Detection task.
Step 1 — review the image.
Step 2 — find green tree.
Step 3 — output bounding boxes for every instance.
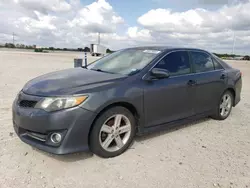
[5,43,15,48]
[83,47,90,52]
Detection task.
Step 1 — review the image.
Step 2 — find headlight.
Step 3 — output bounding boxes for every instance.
[35,96,88,112]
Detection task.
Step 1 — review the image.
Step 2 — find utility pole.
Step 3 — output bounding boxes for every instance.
[12,32,15,46]
[232,31,236,55]
[98,32,100,44]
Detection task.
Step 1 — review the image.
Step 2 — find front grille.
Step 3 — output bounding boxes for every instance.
[19,100,37,108]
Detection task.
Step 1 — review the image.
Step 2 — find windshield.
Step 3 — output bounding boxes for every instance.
[87,49,161,75]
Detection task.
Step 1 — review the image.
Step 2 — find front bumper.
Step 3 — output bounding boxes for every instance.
[12,92,97,154]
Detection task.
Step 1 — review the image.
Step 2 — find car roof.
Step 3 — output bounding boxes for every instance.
[126,46,209,53]
[124,46,231,69]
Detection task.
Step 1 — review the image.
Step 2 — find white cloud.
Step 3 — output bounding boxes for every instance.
[127,27,152,40]
[134,0,250,54]
[17,12,57,32]
[0,0,125,49]
[198,0,229,5]
[70,0,124,33]
[111,15,124,24]
[1,0,250,54]
[15,0,71,13]
[138,3,250,34]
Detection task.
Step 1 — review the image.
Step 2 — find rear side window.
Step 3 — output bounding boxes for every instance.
[190,51,214,73]
[212,54,231,68]
[213,57,224,70]
[155,51,191,76]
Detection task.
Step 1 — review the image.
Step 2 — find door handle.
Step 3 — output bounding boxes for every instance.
[220,74,226,79]
[187,80,196,86]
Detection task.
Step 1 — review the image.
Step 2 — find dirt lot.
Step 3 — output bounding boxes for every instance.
[0,50,249,188]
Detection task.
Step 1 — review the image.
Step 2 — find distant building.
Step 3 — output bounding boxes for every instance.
[233,56,244,60]
[35,45,43,49]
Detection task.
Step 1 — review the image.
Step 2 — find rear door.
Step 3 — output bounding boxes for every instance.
[189,51,228,114]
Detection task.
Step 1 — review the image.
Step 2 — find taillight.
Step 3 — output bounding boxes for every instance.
[237,71,242,78]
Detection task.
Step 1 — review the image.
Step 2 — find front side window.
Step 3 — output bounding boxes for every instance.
[87,49,161,75]
[190,51,214,73]
[155,51,191,76]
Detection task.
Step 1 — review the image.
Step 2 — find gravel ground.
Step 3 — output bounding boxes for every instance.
[0,51,249,188]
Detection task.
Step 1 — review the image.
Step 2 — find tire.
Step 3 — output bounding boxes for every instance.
[212,90,234,120]
[89,106,136,158]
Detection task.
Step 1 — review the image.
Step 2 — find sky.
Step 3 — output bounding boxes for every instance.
[0,0,250,54]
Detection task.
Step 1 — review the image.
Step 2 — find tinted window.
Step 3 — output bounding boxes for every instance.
[212,54,230,68]
[155,51,191,76]
[190,51,214,73]
[213,58,224,70]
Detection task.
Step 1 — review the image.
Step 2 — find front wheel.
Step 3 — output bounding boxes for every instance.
[89,107,136,158]
[212,90,233,120]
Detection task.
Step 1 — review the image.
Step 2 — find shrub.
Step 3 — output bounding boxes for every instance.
[34,48,43,53]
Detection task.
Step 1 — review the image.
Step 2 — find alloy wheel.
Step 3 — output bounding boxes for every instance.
[99,114,132,152]
[220,93,232,117]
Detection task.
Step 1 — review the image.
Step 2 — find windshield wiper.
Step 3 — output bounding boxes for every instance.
[90,68,115,74]
[81,65,87,69]
[91,68,103,72]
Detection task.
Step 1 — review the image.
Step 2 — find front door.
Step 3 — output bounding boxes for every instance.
[143,51,196,127]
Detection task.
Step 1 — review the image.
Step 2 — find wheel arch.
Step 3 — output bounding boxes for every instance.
[225,87,236,106]
[88,101,140,143]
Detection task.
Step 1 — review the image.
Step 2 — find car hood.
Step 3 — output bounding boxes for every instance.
[22,68,126,96]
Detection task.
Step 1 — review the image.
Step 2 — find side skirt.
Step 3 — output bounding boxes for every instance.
[137,111,212,136]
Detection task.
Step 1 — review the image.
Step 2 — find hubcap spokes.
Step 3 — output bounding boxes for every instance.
[99,114,131,152]
[220,94,232,117]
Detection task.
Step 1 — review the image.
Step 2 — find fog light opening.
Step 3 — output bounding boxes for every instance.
[50,133,62,144]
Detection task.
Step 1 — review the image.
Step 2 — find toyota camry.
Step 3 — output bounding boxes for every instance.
[12,47,242,158]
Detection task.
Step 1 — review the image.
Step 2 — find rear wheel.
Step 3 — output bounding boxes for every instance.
[89,107,136,158]
[212,90,233,120]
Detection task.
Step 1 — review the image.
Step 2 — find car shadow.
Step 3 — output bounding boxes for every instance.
[52,152,94,162]
[34,117,211,162]
[33,148,93,162]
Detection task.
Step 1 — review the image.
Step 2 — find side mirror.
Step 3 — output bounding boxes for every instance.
[150,68,170,79]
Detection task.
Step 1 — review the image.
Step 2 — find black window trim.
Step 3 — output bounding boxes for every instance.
[142,49,225,80]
